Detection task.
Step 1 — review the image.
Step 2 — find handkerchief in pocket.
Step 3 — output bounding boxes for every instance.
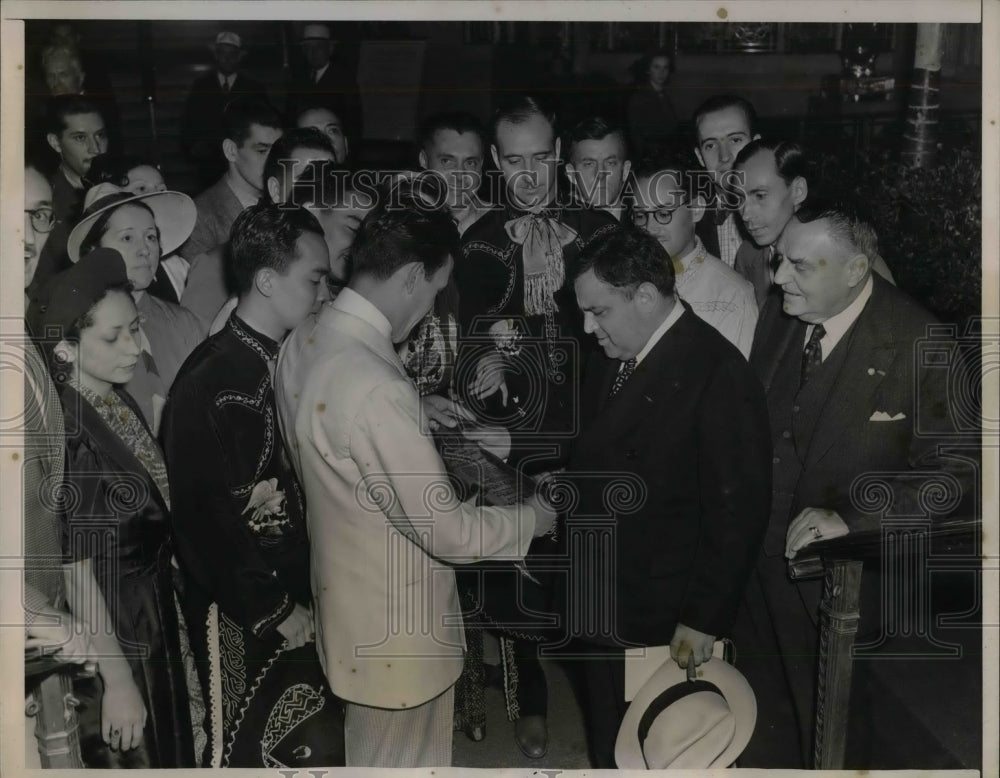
[869,410,906,422]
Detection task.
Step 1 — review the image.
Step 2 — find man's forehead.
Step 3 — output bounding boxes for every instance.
[777,219,831,257]
[495,115,555,152]
[635,173,684,206]
[25,168,53,202]
[738,149,780,183]
[696,106,751,142]
[247,124,283,143]
[300,108,342,127]
[63,112,104,132]
[430,128,482,156]
[570,134,624,162]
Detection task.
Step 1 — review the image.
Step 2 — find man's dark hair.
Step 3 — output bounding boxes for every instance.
[791,197,880,263]
[491,94,557,145]
[350,184,459,282]
[229,202,325,295]
[566,116,629,158]
[289,159,351,209]
[691,94,757,143]
[222,97,282,146]
[571,225,675,298]
[734,138,808,185]
[417,111,486,152]
[45,95,105,137]
[262,126,337,203]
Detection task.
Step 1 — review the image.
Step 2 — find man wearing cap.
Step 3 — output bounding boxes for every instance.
[180,31,270,190]
[287,24,361,143]
[563,225,771,769]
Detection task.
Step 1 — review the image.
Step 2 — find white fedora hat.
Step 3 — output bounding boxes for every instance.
[67,183,196,263]
[615,658,756,769]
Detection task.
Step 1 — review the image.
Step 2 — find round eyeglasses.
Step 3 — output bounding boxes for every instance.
[25,207,56,234]
[631,206,681,227]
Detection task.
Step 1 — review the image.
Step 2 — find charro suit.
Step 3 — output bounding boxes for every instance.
[281,289,537,762]
[557,301,772,767]
[734,275,978,767]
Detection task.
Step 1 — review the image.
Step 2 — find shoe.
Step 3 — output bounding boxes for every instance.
[463,725,486,742]
[514,715,548,759]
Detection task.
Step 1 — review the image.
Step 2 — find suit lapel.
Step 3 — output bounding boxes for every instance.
[751,290,807,391]
[802,281,897,468]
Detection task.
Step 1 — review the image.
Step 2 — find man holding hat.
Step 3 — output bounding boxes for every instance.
[287,23,361,143]
[180,31,270,190]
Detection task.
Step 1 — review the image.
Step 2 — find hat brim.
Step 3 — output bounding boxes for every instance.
[67,190,196,264]
[615,657,757,769]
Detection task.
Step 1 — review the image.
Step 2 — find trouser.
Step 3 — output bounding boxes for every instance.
[344,685,455,768]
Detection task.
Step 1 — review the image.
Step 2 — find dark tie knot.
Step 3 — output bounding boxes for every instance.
[800,324,826,387]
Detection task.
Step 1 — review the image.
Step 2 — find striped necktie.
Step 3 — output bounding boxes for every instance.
[800,324,826,387]
[609,358,637,398]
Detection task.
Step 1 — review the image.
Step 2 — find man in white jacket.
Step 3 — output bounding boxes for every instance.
[278,193,556,768]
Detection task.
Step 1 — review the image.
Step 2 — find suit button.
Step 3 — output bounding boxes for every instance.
[772,456,781,464]
[793,405,800,413]
[782,430,792,439]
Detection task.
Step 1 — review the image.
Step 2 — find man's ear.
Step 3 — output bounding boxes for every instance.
[402,262,422,293]
[46,133,62,156]
[490,144,500,170]
[53,339,77,366]
[790,176,808,209]
[266,176,281,204]
[690,194,707,224]
[254,267,275,297]
[634,281,659,309]
[846,253,870,287]
[222,138,238,164]
[418,149,428,170]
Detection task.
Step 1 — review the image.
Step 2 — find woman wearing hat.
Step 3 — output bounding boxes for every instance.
[68,182,206,435]
[27,248,195,767]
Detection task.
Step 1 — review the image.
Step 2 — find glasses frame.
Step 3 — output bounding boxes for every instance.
[25,207,56,234]
[630,202,685,227]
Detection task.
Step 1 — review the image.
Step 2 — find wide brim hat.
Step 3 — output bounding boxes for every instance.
[615,658,756,769]
[67,183,196,263]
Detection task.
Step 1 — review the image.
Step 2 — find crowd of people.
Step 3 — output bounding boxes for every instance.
[21,22,977,772]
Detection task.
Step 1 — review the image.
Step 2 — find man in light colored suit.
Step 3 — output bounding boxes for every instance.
[277,196,556,767]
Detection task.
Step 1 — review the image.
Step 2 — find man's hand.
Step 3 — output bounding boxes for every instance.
[25,611,94,665]
[785,507,849,558]
[276,603,314,650]
[525,491,557,537]
[101,676,147,751]
[670,623,715,670]
[420,394,476,433]
[469,353,508,405]
[463,424,512,461]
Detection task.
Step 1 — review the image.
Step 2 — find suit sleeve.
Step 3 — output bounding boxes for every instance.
[163,381,295,639]
[679,356,772,636]
[347,378,536,563]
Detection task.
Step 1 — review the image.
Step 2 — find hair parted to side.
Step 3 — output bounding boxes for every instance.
[350,181,459,282]
[691,94,758,142]
[734,138,808,186]
[262,126,337,203]
[418,111,486,151]
[792,197,880,263]
[572,225,676,299]
[491,94,558,144]
[229,202,325,295]
[566,115,629,156]
[222,97,282,146]
[45,94,105,136]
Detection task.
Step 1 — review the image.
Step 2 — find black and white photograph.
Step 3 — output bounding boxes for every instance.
[1,1,995,773]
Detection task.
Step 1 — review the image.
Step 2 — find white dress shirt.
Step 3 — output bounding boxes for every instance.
[805,274,874,360]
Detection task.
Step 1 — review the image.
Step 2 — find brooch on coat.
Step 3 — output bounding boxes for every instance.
[243,478,291,536]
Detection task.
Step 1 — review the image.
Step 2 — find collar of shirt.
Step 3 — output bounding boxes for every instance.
[634,294,684,366]
[229,313,280,361]
[312,63,330,82]
[805,274,874,360]
[227,177,259,210]
[217,72,235,90]
[672,236,708,276]
[333,287,393,342]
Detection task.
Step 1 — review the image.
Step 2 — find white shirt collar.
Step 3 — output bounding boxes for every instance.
[313,62,330,82]
[218,72,235,89]
[333,287,392,341]
[634,295,684,366]
[673,236,707,273]
[806,274,874,360]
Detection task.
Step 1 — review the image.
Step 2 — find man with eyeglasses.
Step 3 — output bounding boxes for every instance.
[632,159,757,359]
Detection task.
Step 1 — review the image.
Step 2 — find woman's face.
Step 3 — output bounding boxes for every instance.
[73,290,142,395]
[649,56,670,88]
[125,165,167,195]
[99,204,160,291]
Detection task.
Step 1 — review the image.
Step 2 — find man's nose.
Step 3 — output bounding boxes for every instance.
[86,135,101,154]
[582,311,597,334]
[24,213,35,247]
[773,253,792,284]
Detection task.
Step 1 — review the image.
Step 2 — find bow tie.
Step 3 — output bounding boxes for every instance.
[504,210,578,316]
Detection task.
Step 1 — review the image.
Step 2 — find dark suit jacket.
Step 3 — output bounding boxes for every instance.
[286,62,362,141]
[750,275,978,545]
[180,71,270,187]
[561,303,772,646]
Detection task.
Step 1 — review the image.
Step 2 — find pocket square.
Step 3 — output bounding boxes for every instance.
[870,410,906,421]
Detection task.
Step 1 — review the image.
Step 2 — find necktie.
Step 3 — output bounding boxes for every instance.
[800,324,826,387]
[609,358,637,398]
